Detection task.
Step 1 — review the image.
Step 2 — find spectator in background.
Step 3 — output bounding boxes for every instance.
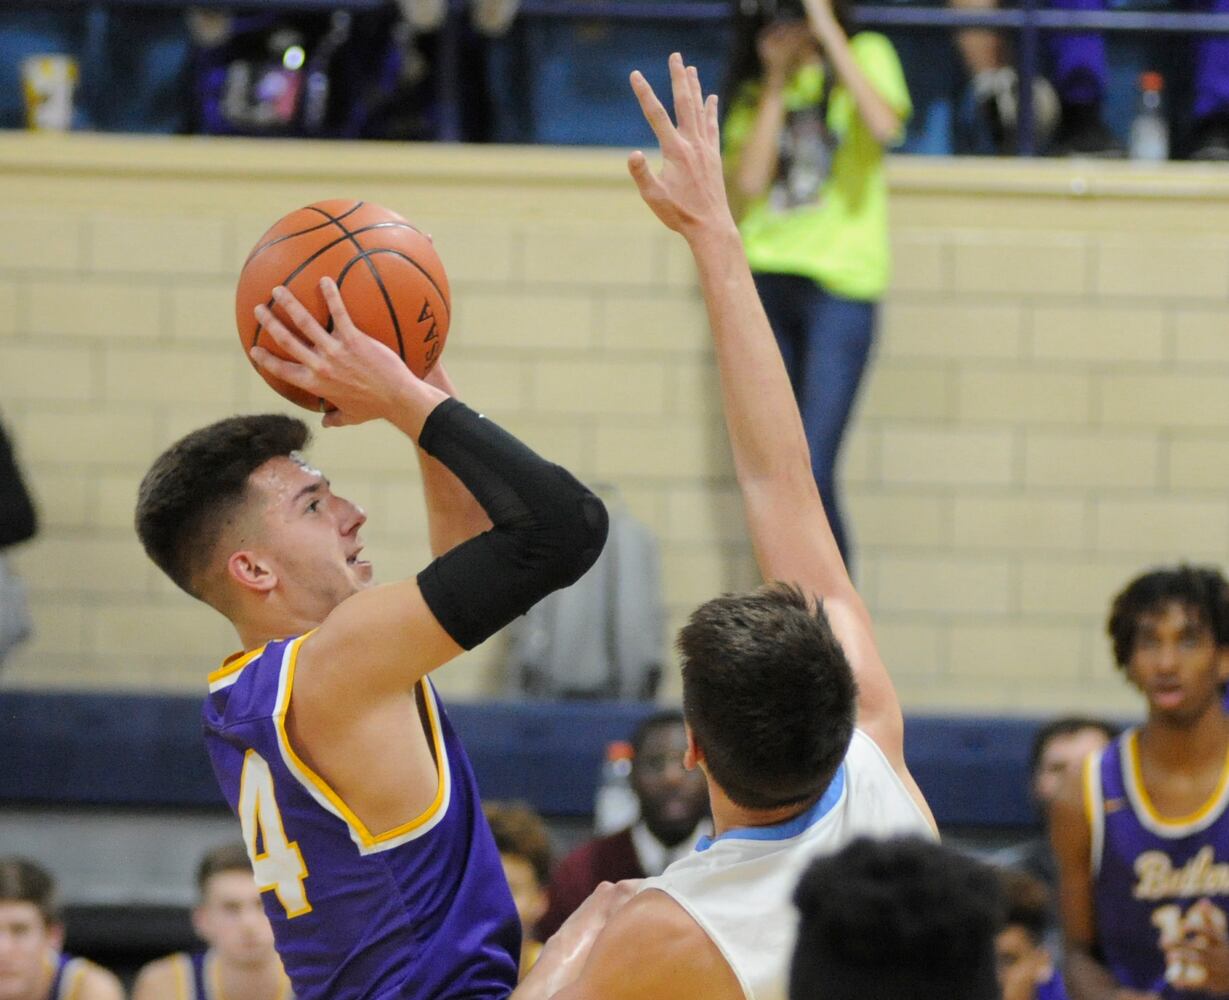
[132,843,292,1000]
[1043,3,1229,158]
[790,837,1004,1000]
[0,415,36,668]
[996,716,1118,888]
[997,868,1069,1000]
[484,803,553,981]
[537,711,710,938]
[721,0,910,569]
[0,857,123,1000]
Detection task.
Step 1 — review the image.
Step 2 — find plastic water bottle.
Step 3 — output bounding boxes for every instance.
[593,741,639,835]
[1128,71,1169,162]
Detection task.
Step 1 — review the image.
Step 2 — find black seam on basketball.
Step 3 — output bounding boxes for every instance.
[244,202,365,267]
[249,222,427,350]
[317,205,408,363]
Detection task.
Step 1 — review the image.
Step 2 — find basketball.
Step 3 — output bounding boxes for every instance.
[235,199,451,410]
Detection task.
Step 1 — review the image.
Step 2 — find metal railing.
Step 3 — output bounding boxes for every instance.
[26,0,1229,152]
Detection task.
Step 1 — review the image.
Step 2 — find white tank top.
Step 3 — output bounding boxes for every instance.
[638,729,935,1000]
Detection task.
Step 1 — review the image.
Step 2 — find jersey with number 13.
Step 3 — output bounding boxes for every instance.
[1088,730,1229,999]
[203,633,520,1000]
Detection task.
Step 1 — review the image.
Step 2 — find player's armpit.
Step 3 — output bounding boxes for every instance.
[550,889,745,1000]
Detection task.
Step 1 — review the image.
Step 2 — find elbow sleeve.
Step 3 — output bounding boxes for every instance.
[415,399,608,650]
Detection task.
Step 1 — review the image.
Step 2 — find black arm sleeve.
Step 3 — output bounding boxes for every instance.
[0,421,37,550]
[414,398,608,650]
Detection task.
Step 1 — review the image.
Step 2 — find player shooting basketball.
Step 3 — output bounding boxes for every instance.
[135,286,618,1000]
[538,55,937,1000]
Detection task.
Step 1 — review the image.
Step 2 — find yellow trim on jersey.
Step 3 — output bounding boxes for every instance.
[209,644,269,687]
[1127,729,1229,829]
[172,952,193,1000]
[61,958,86,1000]
[1083,753,1096,829]
[274,632,450,850]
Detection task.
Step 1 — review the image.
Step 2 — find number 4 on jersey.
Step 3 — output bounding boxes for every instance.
[239,750,312,918]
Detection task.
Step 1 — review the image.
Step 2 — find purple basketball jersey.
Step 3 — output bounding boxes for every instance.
[1089,730,1229,999]
[1035,967,1068,1000]
[203,635,519,1000]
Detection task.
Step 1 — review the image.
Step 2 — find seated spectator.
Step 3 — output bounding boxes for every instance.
[995,715,1117,887]
[1044,0,1229,158]
[537,710,710,938]
[996,868,1069,1000]
[790,836,1004,999]
[0,857,123,1000]
[132,843,292,1000]
[483,802,553,981]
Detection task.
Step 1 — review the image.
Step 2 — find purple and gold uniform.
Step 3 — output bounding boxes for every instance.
[203,634,520,1000]
[159,951,293,1000]
[1087,730,1229,999]
[46,952,103,1000]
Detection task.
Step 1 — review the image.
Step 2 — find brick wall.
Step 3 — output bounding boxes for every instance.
[1,135,1227,715]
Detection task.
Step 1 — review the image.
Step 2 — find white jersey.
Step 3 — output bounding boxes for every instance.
[639,729,935,1000]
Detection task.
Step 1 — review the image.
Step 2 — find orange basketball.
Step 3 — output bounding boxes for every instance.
[235,199,450,411]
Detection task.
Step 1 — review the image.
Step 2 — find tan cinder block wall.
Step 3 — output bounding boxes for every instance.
[2,135,1227,716]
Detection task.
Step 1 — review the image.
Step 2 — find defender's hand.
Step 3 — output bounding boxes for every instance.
[627,53,738,245]
[534,880,642,994]
[251,277,418,427]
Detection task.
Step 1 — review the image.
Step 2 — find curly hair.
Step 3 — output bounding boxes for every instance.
[791,837,1003,1000]
[1106,565,1229,668]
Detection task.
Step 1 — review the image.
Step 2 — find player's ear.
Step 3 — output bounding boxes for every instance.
[1215,645,1229,686]
[191,903,211,941]
[683,724,703,770]
[228,550,278,594]
[45,921,65,952]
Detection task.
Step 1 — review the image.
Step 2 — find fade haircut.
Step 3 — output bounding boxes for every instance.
[0,857,61,925]
[196,842,254,897]
[483,802,553,887]
[791,837,1003,1000]
[678,582,856,811]
[1029,715,1119,779]
[1107,565,1229,669]
[135,414,310,598]
[998,867,1050,945]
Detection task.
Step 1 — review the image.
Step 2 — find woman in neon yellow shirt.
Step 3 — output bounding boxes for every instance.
[723,0,911,564]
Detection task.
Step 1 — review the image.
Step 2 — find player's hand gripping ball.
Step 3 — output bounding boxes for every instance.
[236,199,450,410]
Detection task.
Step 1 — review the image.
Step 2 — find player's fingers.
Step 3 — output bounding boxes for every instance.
[321,407,349,428]
[319,276,356,336]
[270,285,331,349]
[255,303,318,367]
[687,64,706,131]
[250,344,314,388]
[705,93,720,149]
[630,70,678,151]
[669,52,696,136]
[627,151,666,201]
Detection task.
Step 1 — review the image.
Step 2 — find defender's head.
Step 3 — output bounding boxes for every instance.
[678,582,856,812]
[1027,716,1116,812]
[483,802,553,941]
[790,837,1003,1000]
[1107,565,1229,720]
[135,415,371,627]
[0,858,63,1000]
[193,843,279,969]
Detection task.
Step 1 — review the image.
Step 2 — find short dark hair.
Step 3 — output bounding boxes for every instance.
[483,802,553,886]
[0,857,61,925]
[998,866,1050,944]
[791,838,1003,1000]
[135,414,309,597]
[1028,715,1119,778]
[1107,565,1229,668]
[196,842,253,896]
[678,582,856,811]
[630,709,685,759]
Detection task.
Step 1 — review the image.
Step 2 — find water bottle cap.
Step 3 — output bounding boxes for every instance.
[1140,71,1163,92]
[606,740,635,761]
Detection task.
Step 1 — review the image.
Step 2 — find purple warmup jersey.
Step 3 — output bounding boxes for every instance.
[1089,730,1229,999]
[203,634,520,1000]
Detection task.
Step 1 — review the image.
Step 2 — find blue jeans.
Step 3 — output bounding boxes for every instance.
[754,272,877,567]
